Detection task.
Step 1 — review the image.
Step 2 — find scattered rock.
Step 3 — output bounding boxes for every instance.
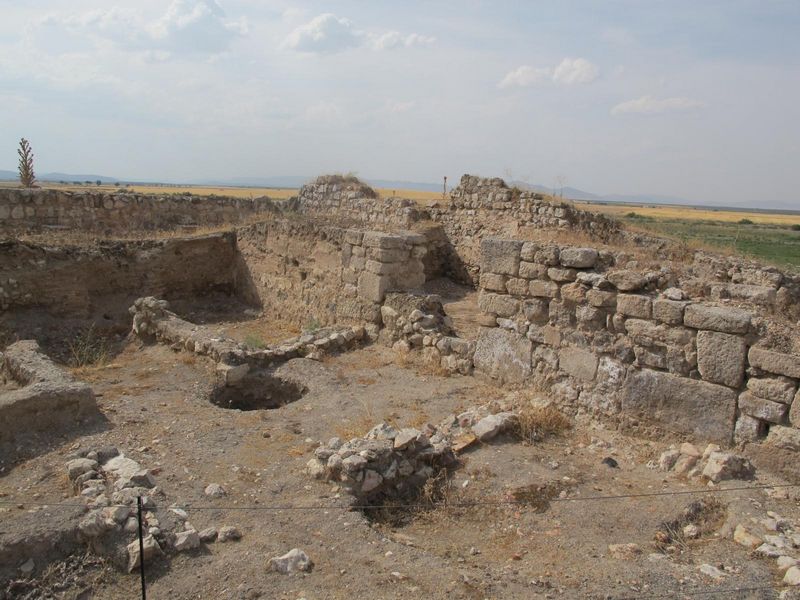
[127,534,163,573]
[702,452,755,483]
[608,543,641,559]
[268,548,313,574]
[699,564,726,581]
[683,524,700,539]
[173,529,200,552]
[67,458,98,481]
[472,412,516,442]
[19,558,35,576]
[733,524,762,549]
[199,527,219,543]
[601,457,618,469]
[785,566,800,586]
[204,483,226,498]
[218,526,242,542]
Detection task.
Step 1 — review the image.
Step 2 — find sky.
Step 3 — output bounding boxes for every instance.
[1,0,799,207]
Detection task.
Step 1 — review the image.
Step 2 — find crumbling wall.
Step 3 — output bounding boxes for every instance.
[0,233,239,316]
[295,177,422,228]
[425,175,621,283]
[0,340,98,444]
[0,188,279,233]
[236,219,439,330]
[472,237,800,447]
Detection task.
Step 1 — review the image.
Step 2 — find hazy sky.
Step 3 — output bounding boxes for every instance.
[1,1,799,206]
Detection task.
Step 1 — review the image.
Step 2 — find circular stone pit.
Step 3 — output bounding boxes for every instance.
[210,370,306,411]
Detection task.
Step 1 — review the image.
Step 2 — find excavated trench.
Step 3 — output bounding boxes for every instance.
[210,370,306,411]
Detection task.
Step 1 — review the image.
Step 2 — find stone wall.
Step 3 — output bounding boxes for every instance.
[472,237,800,446]
[1,340,98,444]
[295,177,423,228]
[0,188,279,233]
[0,233,239,316]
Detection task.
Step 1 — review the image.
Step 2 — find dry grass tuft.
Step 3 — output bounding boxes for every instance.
[67,325,111,368]
[513,404,571,445]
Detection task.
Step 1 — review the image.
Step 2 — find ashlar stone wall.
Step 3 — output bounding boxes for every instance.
[473,237,800,447]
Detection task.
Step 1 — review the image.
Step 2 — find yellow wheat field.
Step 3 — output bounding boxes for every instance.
[573,201,800,226]
[6,182,796,226]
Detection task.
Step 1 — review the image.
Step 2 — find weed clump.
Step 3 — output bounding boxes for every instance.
[68,325,110,367]
[513,404,571,444]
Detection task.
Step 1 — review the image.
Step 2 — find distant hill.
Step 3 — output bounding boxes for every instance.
[1,168,796,211]
[0,170,121,183]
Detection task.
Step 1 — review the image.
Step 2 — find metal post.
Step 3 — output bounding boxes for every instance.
[137,496,146,600]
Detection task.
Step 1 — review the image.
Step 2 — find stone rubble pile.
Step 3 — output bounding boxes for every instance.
[306,404,520,502]
[306,424,457,502]
[656,442,755,482]
[732,510,800,587]
[378,292,475,375]
[64,446,241,573]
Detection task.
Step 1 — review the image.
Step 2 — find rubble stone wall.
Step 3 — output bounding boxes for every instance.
[295,178,423,229]
[0,188,279,233]
[473,237,800,446]
[0,233,239,316]
[0,340,98,444]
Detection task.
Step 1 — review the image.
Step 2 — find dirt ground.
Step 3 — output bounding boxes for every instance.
[1,337,799,599]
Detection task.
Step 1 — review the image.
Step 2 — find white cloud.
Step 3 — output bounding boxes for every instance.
[148,0,247,54]
[385,100,415,113]
[282,14,434,54]
[369,31,435,50]
[499,58,597,88]
[552,57,599,84]
[281,13,360,54]
[35,1,246,57]
[611,95,705,116]
[498,65,551,88]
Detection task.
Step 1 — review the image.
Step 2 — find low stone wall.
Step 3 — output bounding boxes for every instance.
[130,297,370,371]
[472,237,800,446]
[0,340,97,444]
[0,188,279,233]
[0,233,239,316]
[295,178,423,228]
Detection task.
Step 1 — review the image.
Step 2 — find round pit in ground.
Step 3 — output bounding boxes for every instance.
[210,371,306,411]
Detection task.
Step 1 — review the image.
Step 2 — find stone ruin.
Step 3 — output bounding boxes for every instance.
[2,173,800,453]
[2,172,800,587]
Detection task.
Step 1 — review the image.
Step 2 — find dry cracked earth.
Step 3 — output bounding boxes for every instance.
[2,316,800,600]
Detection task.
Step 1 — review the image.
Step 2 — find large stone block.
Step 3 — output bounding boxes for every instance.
[529,280,559,298]
[738,391,788,424]
[621,368,737,444]
[748,347,800,379]
[747,376,796,404]
[357,272,389,303]
[765,425,800,451]
[477,292,519,318]
[607,270,647,292]
[519,261,547,279]
[362,231,406,249]
[479,272,507,292]
[653,299,687,325]
[587,289,616,308]
[480,238,522,276]
[616,294,652,319]
[684,304,751,334]
[559,247,597,268]
[473,328,532,384]
[790,389,800,427]
[559,347,599,382]
[696,331,747,388]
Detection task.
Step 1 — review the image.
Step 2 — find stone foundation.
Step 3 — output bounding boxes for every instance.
[0,340,97,444]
